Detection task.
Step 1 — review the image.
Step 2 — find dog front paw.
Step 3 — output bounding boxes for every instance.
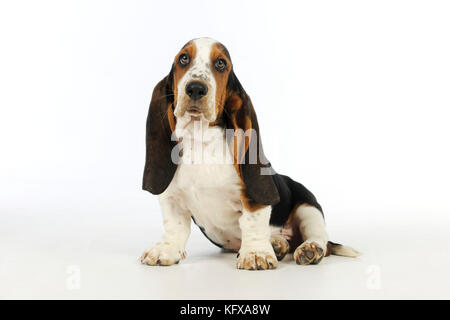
[236,249,278,270]
[270,234,290,261]
[140,242,186,266]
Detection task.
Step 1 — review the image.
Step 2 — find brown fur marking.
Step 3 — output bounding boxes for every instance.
[241,191,266,212]
[172,41,197,109]
[210,42,232,118]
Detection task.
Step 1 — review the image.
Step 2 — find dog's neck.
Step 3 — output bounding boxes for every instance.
[174,116,232,165]
[174,116,221,142]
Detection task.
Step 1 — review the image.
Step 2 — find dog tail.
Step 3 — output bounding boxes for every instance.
[327,241,361,257]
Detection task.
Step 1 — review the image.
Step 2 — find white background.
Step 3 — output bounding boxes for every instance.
[1,0,450,299]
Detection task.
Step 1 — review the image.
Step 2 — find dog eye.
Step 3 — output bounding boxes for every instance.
[214,58,227,72]
[179,54,190,66]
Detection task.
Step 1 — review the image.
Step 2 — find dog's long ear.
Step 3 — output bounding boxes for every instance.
[224,71,280,206]
[142,68,177,194]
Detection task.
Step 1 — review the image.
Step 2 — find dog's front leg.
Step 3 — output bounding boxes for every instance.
[237,206,278,270]
[140,195,191,266]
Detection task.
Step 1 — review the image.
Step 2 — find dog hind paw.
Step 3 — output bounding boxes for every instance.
[293,241,325,265]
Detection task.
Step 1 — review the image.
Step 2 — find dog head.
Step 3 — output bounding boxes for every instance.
[170,38,232,122]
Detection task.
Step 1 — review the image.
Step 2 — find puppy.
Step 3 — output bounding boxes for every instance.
[140,38,359,270]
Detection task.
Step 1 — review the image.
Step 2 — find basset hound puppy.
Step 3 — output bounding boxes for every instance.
[140,37,360,270]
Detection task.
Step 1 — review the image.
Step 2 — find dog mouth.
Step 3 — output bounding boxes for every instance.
[186,105,202,115]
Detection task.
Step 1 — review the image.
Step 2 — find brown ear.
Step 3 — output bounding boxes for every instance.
[224,71,280,206]
[142,69,177,194]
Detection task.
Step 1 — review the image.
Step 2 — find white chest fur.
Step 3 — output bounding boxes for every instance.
[160,118,244,250]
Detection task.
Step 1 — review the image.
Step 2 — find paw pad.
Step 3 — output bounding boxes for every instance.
[293,241,325,265]
[270,234,290,261]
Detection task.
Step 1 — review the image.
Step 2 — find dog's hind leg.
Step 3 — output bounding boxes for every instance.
[292,204,329,265]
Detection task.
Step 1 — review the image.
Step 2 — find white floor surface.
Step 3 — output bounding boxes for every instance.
[1,182,450,299]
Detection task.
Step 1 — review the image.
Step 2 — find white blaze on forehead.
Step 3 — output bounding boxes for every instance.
[182,37,216,84]
[175,37,218,121]
[190,37,216,76]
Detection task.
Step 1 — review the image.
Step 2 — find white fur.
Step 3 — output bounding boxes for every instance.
[294,204,329,253]
[170,118,243,251]
[174,38,217,122]
[140,193,191,265]
[237,205,278,269]
[142,117,245,262]
[329,243,361,257]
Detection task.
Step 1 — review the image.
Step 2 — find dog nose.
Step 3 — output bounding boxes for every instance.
[185,81,208,101]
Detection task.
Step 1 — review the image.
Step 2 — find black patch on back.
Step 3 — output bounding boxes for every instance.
[269,174,323,227]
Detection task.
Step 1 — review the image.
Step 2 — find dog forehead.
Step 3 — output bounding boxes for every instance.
[179,38,231,70]
[192,38,216,65]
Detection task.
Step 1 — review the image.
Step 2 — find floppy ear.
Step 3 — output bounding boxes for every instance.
[142,68,178,194]
[224,71,280,206]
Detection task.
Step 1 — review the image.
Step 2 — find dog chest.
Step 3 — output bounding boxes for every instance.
[166,124,244,250]
[174,162,243,249]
